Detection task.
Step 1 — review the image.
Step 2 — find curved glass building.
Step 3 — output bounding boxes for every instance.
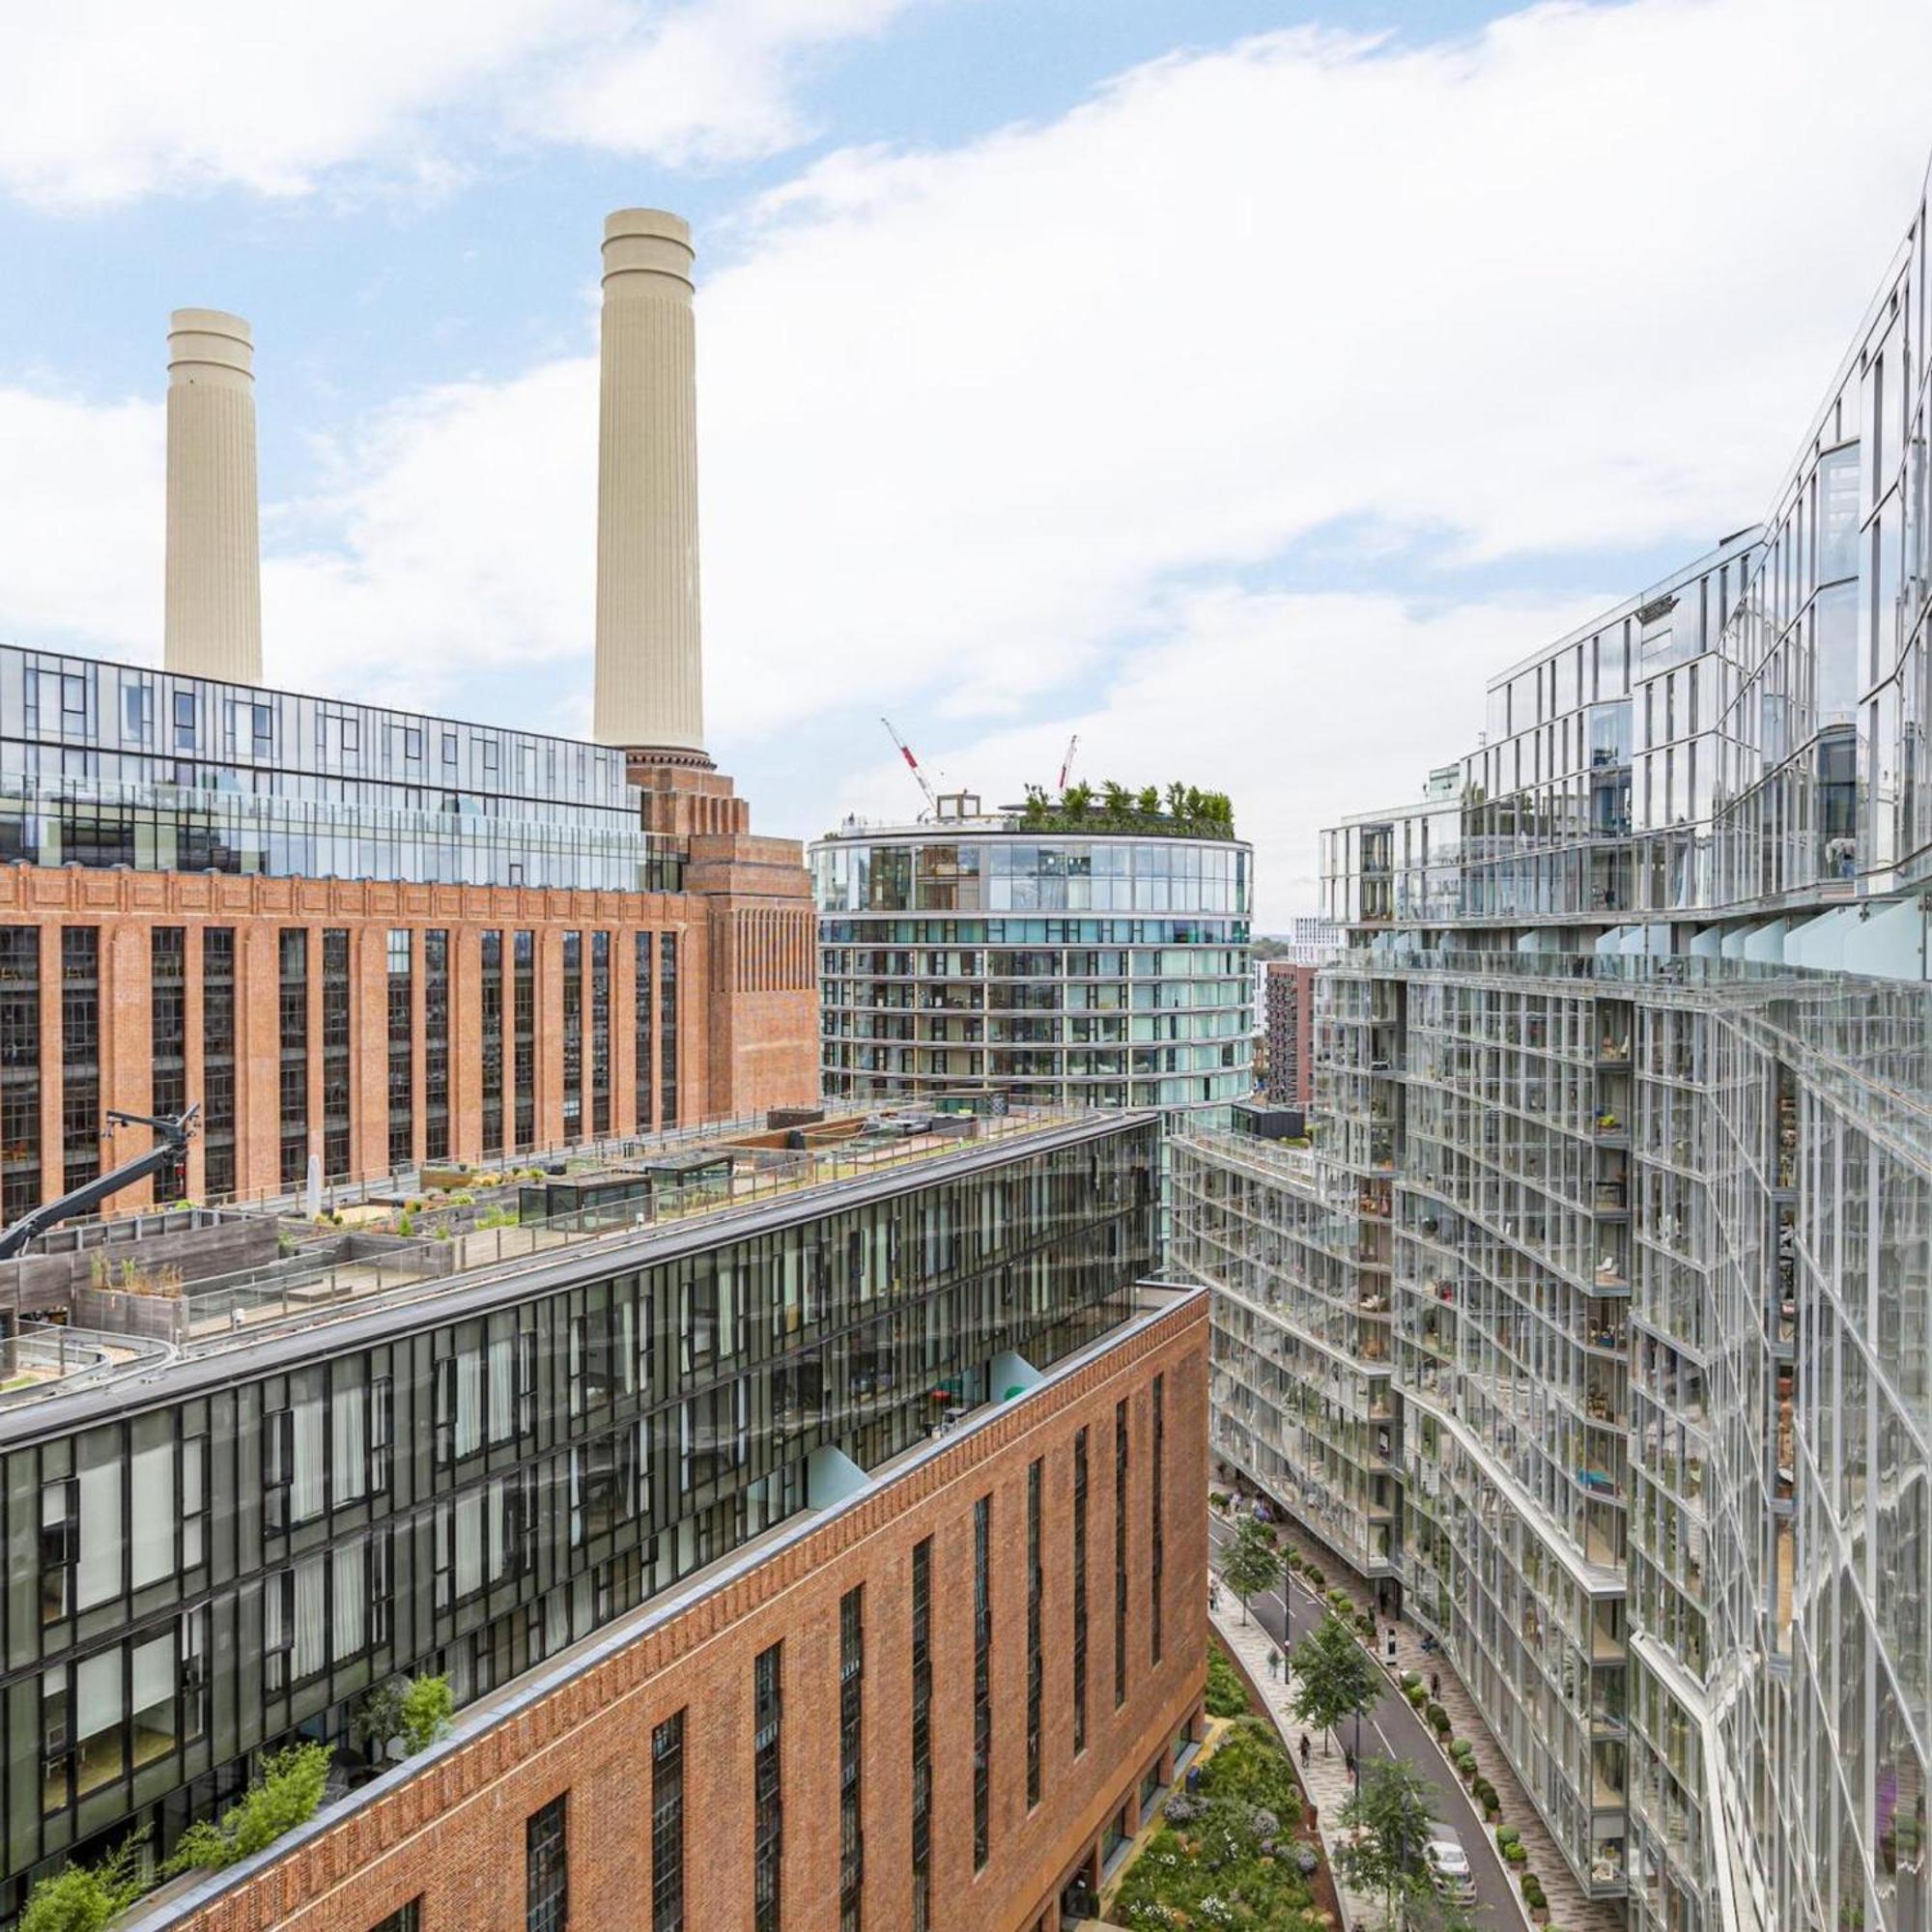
[811,799,1253,1112]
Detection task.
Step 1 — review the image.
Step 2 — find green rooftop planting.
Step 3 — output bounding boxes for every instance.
[1017,779,1236,838]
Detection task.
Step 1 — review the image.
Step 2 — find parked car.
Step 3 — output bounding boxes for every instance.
[1425,1827,1476,1904]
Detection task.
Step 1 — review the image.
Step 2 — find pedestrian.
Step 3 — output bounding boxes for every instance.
[1298,1734,1311,1769]
[1209,1579,1221,1611]
[1431,1670,1440,1699]
[1266,1649,1279,1682]
[1345,1747,1355,1780]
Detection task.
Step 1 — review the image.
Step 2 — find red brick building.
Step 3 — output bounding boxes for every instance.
[134,1288,1208,1932]
[0,813,815,1214]
[1261,960,1318,1110]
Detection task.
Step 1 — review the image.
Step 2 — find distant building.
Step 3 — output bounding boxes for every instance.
[812,793,1253,1114]
[1259,960,1318,1109]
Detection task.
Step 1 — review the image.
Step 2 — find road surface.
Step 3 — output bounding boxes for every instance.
[1208,1516,1520,1928]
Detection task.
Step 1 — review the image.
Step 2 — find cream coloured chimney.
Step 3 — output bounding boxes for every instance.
[593,210,707,760]
[163,308,263,685]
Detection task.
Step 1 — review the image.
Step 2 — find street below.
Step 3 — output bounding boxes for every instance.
[1208,1516,1520,1928]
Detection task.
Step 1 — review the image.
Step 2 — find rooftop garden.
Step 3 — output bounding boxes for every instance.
[1017,779,1236,839]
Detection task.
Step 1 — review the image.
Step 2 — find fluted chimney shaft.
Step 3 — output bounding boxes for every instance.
[163,309,263,685]
[593,210,707,761]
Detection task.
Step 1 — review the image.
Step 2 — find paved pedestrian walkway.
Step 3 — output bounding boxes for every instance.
[1210,1601,1385,1929]
[1229,1505,1623,1932]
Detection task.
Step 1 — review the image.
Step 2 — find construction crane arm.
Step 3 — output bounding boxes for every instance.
[0,1105,201,1262]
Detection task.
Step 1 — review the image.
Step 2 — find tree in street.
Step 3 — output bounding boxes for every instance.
[1288,1610,1378,1757]
[1218,1521,1282,1625]
[1335,1756,1449,1931]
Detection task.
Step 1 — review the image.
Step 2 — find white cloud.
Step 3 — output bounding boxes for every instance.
[0,388,162,652]
[688,0,1932,746]
[530,0,927,167]
[0,0,921,206]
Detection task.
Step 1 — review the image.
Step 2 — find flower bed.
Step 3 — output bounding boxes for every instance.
[1110,1717,1327,1929]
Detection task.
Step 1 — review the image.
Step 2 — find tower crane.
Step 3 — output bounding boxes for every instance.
[880,717,938,812]
[1057,734,1080,792]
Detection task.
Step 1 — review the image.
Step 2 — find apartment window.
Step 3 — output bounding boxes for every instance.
[278,928,309,1189]
[526,1794,568,1932]
[513,930,535,1150]
[1073,1425,1089,1753]
[590,931,611,1137]
[839,1586,865,1931]
[368,1904,420,1932]
[1115,1398,1129,1709]
[659,931,679,1127]
[481,930,504,1158]
[651,1710,686,1932]
[0,928,39,1220]
[419,929,449,1161]
[322,929,352,1180]
[911,1537,933,1932]
[386,929,413,1168]
[1151,1374,1164,1665]
[753,1642,782,1932]
[61,928,99,1192]
[1027,1457,1044,1806]
[202,927,237,1198]
[151,927,187,1201]
[561,931,582,1140]
[635,932,655,1130]
[974,1492,992,1869]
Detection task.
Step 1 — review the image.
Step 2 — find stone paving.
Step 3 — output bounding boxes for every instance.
[1232,1504,1625,1932]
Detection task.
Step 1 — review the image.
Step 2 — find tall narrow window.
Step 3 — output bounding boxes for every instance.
[1115,1398,1129,1709]
[423,929,450,1161]
[589,931,611,1138]
[277,928,308,1189]
[0,929,39,1219]
[651,1710,686,1932]
[321,929,351,1180]
[561,931,583,1142]
[386,930,413,1169]
[201,928,236,1198]
[839,1586,865,1931]
[974,1492,992,1870]
[526,1793,568,1932]
[911,1537,933,1932]
[659,931,679,1127]
[1151,1374,1165,1665]
[1027,1458,1044,1806]
[61,928,99,1192]
[1072,1426,1089,1754]
[480,930,504,1159]
[513,930,536,1150]
[635,932,655,1132]
[150,927,187,1202]
[753,1642,783,1932]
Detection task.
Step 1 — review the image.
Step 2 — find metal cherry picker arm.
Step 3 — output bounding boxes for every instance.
[0,1104,200,1262]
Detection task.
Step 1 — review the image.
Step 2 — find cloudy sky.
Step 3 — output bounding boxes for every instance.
[2,0,1929,925]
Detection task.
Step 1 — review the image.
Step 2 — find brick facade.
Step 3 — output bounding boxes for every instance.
[1262,961,1317,1110]
[0,854,817,1210]
[155,1294,1208,1932]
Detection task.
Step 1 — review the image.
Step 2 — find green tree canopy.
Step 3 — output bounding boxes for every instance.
[1218,1520,1282,1624]
[1288,1610,1379,1755]
[1335,1756,1445,1930]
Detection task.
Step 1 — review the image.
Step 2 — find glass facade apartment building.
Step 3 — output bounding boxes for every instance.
[1177,152,1932,1932]
[811,809,1253,1113]
[0,1111,1160,1919]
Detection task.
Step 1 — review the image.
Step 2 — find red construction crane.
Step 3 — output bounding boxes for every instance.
[880,716,938,811]
[1058,733,1080,792]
